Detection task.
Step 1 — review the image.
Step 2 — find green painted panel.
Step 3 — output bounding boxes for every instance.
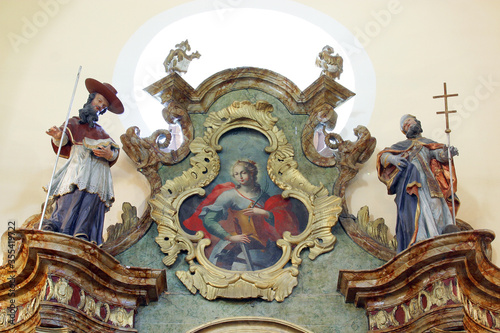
[115,88,381,332]
[116,223,384,333]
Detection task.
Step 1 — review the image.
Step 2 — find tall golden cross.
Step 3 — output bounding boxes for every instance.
[433,82,459,225]
[433,82,458,133]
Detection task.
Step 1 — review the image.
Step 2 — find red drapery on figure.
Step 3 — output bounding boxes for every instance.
[183,182,299,240]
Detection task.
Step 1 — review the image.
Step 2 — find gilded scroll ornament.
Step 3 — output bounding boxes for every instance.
[77,290,112,323]
[460,292,500,330]
[369,278,460,330]
[369,307,398,330]
[76,289,85,310]
[356,206,397,251]
[1,286,45,329]
[80,296,112,323]
[420,280,457,309]
[83,297,96,318]
[105,202,140,243]
[163,40,201,75]
[118,101,193,196]
[150,100,341,301]
[315,45,343,80]
[53,278,72,305]
[325,125,376,211]
[0,310,8,328]
[109,307,134,328]
[120,127,173,191]
[16,297,39,323]
[46,275,118,325]
[466,300,490,328]
[492,311,500,329]
[401,297,423,323]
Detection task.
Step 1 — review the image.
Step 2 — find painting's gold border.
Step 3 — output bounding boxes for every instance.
[185,316,314,333]
[150,100,341,301]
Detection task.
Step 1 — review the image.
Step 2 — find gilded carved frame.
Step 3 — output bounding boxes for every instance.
[150,100,341,301]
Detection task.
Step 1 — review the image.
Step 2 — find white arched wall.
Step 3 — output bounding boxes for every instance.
[113,0,376,140]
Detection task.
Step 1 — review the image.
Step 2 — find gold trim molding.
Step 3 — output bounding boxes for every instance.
[185,316,313,333]
[368,278,460,330]
[150,100,341,301]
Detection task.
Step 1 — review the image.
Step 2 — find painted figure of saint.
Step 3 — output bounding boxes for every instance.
[377,114,460,252]
[184,160,299,271]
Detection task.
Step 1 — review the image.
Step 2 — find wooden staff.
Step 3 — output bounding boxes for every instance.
[39,66,82,230]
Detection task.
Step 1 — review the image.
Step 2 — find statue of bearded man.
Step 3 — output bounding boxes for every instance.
[42,78,124,245]
[376,114,460,252]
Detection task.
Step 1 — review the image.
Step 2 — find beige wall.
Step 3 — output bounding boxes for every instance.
[1,0,499,265]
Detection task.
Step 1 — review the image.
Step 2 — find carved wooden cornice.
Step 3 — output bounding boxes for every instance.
[143,68,356,169]
[144,67,354,115]
[338,230,500,332]
[0,229,166,333]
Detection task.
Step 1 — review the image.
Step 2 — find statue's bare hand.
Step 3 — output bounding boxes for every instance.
[93,145,113,160]
[46,126,62,140]
[449,146,459,157]
[388,155,408,170]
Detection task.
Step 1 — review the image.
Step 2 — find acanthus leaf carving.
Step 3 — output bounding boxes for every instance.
[325,125,376,212]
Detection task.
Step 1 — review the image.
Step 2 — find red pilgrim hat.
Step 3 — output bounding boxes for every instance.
[85,78,124,114]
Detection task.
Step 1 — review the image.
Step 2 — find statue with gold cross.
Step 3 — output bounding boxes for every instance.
[376,83,461,252]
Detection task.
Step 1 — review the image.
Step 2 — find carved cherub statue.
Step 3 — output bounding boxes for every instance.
[315,45,343,80]
[163,40,201,75]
